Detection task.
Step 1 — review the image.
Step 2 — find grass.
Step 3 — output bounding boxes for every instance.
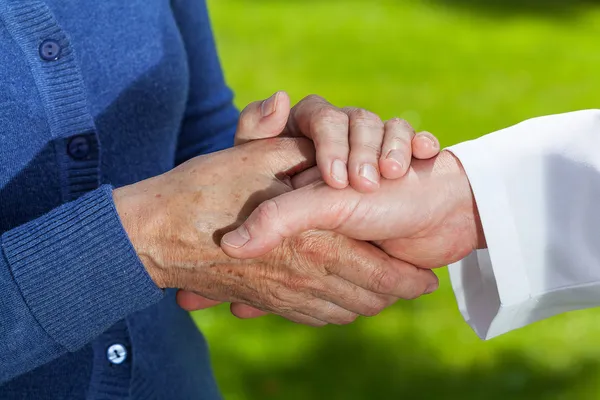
[193,1,600,399]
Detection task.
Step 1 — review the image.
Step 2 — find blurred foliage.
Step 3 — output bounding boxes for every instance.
[194,0,600,399]
[429,0,600,16]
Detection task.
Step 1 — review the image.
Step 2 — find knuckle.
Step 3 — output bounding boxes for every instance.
[350,109,383,127]
[361,298,387,317]
[302,94,325,104]
[368,267,401,295]
[256,199,281,225]
[313,107,349,128]
[386,117,414,131]
[402,281,426,300]
[349,108,373,120]
[336,312,359,325]
[405,287,424,300]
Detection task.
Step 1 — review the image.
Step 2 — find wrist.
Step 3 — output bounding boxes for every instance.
[112,180,171,289]
[436,150,487,250]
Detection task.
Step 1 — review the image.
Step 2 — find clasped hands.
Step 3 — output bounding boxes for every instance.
[114,92,486,326]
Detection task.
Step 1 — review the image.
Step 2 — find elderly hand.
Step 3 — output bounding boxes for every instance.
[114,135,438,326]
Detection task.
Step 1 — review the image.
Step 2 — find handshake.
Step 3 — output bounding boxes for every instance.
[114,91,486,326]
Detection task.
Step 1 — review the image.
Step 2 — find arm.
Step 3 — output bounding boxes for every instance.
[447,109,600,339]
[218,109,600,339]
[0,2,229,381]
[170,0,239,164]
[0,186,163,383]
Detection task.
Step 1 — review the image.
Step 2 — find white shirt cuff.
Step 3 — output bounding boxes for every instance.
[446,140,532,339]
[446,110,600,339]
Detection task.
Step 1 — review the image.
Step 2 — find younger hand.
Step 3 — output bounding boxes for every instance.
[219,151,485,270]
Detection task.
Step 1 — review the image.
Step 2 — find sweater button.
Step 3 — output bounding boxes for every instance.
[39,39,61,61]
[67,135,91,159]
[107,344,128,365]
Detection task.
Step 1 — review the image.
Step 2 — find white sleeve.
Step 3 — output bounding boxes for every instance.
[446,109,600,340]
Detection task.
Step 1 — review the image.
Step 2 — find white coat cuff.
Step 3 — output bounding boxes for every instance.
[446,140,532,340]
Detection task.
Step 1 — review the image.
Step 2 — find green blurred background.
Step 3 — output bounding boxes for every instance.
[194,1,600,399]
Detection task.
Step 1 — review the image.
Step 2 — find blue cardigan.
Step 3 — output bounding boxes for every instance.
[0,0,238,398]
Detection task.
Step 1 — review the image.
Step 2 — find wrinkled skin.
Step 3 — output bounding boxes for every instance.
[114,137,438,326]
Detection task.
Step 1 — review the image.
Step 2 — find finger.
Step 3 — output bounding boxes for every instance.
[279,311,327,327]
[235,91,292,145]
[221,183,357,258]
[290,166,321,188]
[230,302,328,326]
[287,299,359,326]
[326,239,439,298]
[342,107,385,193]
[230,303,269,318]
[286,95,350,189]
[176,290,222,311]
[316,274,397,317]
[412,131,440,160]
[239,293,356,326]
[379,118,415,180]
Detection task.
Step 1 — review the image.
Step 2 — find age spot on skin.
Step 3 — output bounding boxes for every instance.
[226,268,244,278]
[242,156,248,162]
[155,194,162,198]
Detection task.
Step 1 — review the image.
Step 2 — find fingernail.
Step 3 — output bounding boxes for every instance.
[261,92,279,117]
[385,149,405,169]
[222,225,250,248]
[419,132,438,148]
[331,159,348,184]
[359,164,379,184]
[425,281,439,294]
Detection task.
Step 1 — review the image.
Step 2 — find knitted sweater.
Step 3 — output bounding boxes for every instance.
[0,0,237,398]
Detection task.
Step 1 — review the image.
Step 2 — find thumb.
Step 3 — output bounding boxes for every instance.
[220,184,360,258]
[235,91,291,145]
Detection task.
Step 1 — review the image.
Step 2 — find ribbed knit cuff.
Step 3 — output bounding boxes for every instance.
[1,185,164,351]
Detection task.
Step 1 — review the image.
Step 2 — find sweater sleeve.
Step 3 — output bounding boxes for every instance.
[0,185,163,383]
[171,0,239,164]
